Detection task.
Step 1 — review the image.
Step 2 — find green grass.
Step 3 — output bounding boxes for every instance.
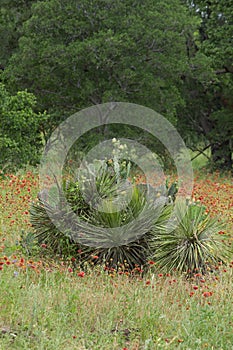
[0,170,233,349]
[0,265,233,350]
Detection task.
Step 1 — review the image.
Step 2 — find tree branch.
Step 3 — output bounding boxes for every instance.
[191,144,212,161]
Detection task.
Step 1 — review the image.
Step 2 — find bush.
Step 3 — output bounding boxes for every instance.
[28,142,229,274]
[149,200,230,275]
[0,83,46,172]
[29,153,173,270]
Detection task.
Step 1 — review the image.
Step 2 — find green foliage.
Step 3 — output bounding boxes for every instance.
[29,198,79,257]
[150,200,229,275]
[29,159,173,270]
[0,0,232,171]
[0,0,36,68]
[77,186,171,270]
[178,0,233,171]
[30,147,229,274]
[3,0,193,135]
[31,179,229,275]
[19,230,41,257]
[0,83,45,171]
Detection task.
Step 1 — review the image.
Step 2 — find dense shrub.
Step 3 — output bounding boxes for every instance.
[0,83,46,172]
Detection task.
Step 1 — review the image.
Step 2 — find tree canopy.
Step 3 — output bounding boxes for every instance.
[0,0,232,171]
[178,0,233,169]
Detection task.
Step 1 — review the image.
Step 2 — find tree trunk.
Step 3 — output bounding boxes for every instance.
[211,140,232,171]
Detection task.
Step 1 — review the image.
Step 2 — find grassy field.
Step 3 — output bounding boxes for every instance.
[0,170,232,350]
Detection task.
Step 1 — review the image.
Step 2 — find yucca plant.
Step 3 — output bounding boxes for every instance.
[28,163,124,256]
[77,186,172,270]
[28,163,121,259]
[30,196,79,256]
[29,161,173,269]
[29,148,178,270]
[150,200,230,275]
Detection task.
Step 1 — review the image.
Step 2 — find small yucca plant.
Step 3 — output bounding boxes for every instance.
[77,186,171,270]
[150,200,230,275]
[29,197,80,257]
[29,163,172,269]
[29,149,178,270]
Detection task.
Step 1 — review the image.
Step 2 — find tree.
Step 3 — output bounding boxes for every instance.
[178,0,233,171]
[3,0,194,138]
[0,83,44,171]
[3,0,231,171]
[0,0,36,70]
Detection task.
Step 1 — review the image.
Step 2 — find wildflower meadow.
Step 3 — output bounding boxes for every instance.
[0,169,232,350]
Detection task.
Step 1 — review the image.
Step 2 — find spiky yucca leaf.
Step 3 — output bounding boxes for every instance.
[29,165,122,260]
[78,187,172,269]
[30,198,77,255]
[150,200,230,274]
[30,197,96,262]
[30,160,174,269]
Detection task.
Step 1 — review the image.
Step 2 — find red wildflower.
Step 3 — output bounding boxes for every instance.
[148,260,155,265]
[77,271,85,277]
[203,291,213,298]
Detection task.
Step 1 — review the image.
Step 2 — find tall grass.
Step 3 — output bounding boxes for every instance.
[0,263,233,350]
